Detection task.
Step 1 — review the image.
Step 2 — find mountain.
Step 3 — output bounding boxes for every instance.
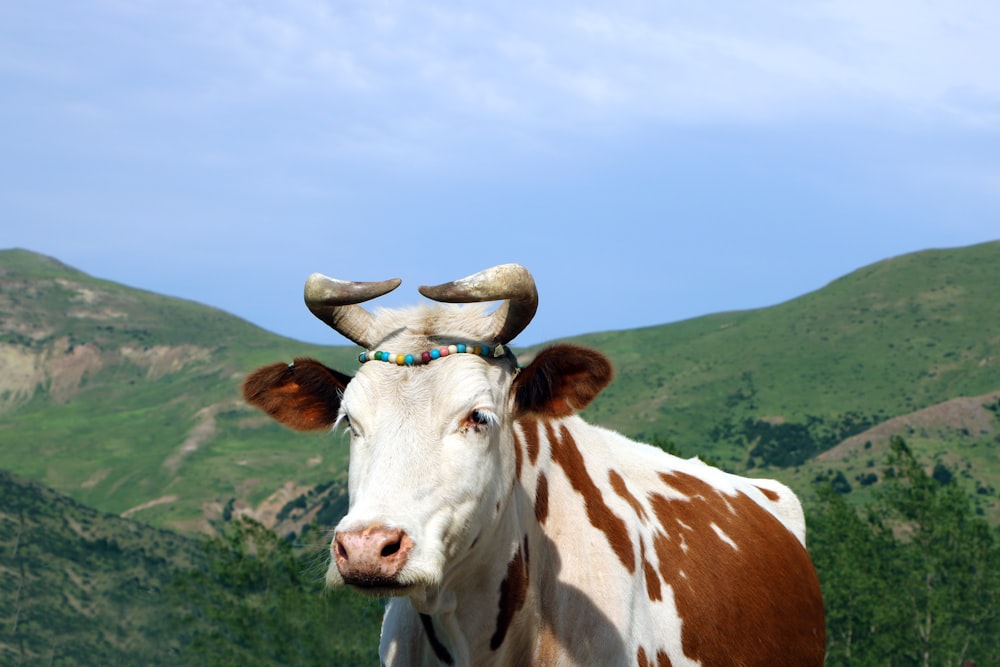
[1,243,999,530]
[0,468,201,665]
[568,240,1000,514]
[0,468,381,667]
[0,248,359,533]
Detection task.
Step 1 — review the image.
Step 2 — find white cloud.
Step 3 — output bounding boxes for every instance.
[141,0,996,130]
[6,0,999,165]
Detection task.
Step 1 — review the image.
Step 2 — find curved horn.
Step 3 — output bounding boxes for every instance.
[418,264,538,344]
[304,274,401,348]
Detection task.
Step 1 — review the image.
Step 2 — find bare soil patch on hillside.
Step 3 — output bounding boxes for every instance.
[818,389,1000,462]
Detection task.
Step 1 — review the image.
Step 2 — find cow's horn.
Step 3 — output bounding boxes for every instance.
[419,264,538,344]
[304,274,401,348]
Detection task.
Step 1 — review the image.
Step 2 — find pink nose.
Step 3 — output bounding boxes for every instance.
[333,526,413,588]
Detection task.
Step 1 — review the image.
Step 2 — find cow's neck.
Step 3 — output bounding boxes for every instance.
[390,415,563,666]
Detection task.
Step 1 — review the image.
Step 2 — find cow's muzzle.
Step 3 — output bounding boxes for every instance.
[333,525,413,589]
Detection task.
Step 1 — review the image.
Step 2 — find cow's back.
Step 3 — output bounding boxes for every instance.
[514,416,825,666]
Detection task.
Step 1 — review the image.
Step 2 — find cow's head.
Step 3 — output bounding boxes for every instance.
[242,264,611,608]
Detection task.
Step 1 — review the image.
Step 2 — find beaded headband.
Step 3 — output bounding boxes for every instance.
[359,343,506,366]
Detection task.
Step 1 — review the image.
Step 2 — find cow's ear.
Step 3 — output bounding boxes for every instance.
[243,358,351,431]
[512,345,613,417]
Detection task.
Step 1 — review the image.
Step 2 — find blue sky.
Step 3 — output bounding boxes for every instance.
[2,1,998,346]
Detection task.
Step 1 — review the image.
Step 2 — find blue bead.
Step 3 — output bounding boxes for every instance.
[457,344,466,353]
[430,349,441,360]
[404,354,414,365]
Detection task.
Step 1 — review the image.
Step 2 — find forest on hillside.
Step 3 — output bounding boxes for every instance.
[5,438,998,665]
[168,439,1000,666]
[812,438,1000,666]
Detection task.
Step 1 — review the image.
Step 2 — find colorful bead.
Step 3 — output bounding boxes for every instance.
[359,344,501,366]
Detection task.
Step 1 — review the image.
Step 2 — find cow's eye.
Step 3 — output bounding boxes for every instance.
[340,414,361,438]
[464,409,496,433]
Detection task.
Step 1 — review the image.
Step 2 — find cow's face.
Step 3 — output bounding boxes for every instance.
[332,347,518,597]
[243,337,612,604]
[244,264,576,605]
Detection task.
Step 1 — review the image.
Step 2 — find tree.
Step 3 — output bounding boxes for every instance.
[809,437,1000,666]
[170,517,382,666]
[872,438,1000,666]
[809,484,909,665]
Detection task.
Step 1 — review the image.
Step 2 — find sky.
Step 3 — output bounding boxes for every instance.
[2,1,998,347]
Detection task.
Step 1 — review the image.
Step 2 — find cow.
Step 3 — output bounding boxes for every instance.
[243,264,825,666]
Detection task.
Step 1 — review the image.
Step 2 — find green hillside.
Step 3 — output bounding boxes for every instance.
[2,243,998,665]
[573,242,1000,504]
[0,248,360,531]
[1,243,999,531]
[0,469,381,666]
[1,468,199,665]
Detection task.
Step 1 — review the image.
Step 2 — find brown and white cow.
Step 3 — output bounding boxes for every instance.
[243,264,825,666]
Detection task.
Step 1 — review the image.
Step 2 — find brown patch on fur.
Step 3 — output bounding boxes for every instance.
[512,345,613,417]
[756,485,781,501]
[637,646,673,667]
[242,358,350,431]
[534,620,562,666]
[548,422,635,573]
[609,469,648,520]
[534,473,549,524]
[647,471,825,666]
[513,426,525,479]
[519,416,541,465]
[420,613,453,665]
[491,537,530,651]
[639,538,662,602]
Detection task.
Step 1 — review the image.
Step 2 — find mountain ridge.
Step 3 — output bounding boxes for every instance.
[1,242,998,529]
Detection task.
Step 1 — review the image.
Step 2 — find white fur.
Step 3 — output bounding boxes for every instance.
[325,304,814,666]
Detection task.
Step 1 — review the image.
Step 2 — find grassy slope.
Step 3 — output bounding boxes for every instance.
[0,248,360,529]
[571,241,1000,516]
[576,241,999,452]
[0,468,200,665]
[2,242,999,530]
[0,469,382,666]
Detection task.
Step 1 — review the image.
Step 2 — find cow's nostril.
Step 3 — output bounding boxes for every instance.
[334,526,411,585]
[381,539,402,558]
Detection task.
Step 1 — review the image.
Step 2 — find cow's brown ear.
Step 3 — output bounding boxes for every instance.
[512,345,613,417]
[242,358,351,431]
